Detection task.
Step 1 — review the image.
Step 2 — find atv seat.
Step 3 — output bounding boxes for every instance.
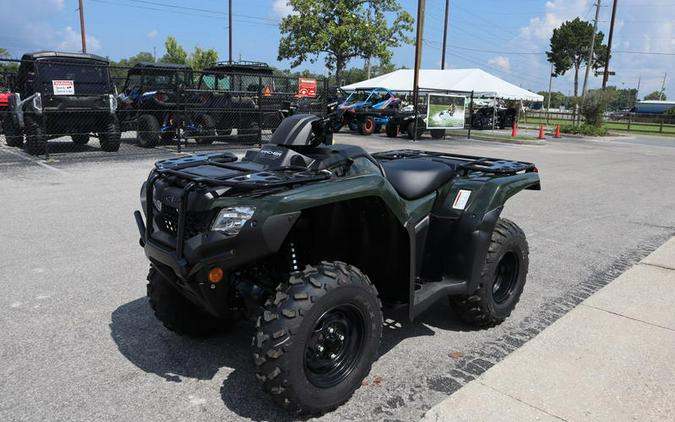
[381,159,457,200]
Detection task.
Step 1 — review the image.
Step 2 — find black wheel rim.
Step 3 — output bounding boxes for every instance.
[492,251,519,304]
[304,304,365,388]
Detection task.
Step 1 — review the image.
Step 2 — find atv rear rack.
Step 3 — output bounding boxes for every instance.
[372,149,536,176]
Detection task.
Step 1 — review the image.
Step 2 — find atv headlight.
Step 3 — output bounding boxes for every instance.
[211,206,256,237]
[109,94,118,111]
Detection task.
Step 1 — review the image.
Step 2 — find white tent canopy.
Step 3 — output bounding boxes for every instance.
[341,68,543,102]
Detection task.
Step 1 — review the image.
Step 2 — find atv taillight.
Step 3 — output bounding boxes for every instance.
[532,166,539,173]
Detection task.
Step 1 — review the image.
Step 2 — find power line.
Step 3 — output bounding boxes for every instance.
[88,0,280,26]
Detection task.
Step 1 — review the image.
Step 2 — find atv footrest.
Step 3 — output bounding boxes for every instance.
[411,277,467,320]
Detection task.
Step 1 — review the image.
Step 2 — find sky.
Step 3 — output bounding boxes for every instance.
[0,0,673,99]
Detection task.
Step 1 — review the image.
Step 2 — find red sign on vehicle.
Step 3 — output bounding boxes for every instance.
[0,93,10,108]
[297,78,317,97]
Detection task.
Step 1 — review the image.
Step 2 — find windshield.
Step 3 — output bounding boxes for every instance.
[37,61,111,95]
[141,70,191,91]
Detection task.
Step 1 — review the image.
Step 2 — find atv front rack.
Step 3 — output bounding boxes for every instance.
[372,149,536,176]
[154,152,332,189]
[139,152,333,262]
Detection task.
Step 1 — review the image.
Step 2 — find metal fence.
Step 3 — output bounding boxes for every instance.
[524,110,675,134]
[0,57,330,161]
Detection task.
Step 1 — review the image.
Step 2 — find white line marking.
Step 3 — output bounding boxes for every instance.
[1,147,69,175]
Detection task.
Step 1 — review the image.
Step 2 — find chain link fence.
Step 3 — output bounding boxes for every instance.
[0,56,330,163]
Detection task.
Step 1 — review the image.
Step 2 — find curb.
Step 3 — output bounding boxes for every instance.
[421,236,675,422]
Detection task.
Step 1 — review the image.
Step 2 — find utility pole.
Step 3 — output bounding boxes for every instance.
[78,0,87,53]
[602,0,617,89]
[581,0,601,97]
[366,5,372,79]
[153,46,157,62]
[412,0,426,141]
[546,62,554,122]
[635,76,641,106]
[228,0,233,63]
[441,0,450,69]
[660,73,667,100]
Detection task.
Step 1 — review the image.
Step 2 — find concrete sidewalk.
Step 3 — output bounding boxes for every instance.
[422,238,675,422]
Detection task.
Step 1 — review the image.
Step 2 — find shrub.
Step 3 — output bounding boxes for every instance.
[560,123,608,136]
[579,91,610,127]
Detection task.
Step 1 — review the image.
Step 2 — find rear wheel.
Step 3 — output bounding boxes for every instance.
[385,121,399,138]
[358,117,375,135]
[194,114,217,145]
[254,261,383,415]
[24,116,47,155]
[430,129,446,139]
[449,218,529,327]
[3,116,23,147]
[146,267,230,337]
[71,133,90,145]
[137,114,160,148]
[99,116,121,152]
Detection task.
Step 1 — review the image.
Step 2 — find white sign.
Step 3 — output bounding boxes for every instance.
[452,190,472,210]
[52,80,74,95]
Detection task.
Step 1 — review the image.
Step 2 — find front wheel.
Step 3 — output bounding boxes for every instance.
[3,116,24,147]
[406,119,425,140]
[385,121,399,138]
[449,218,529,327]
[194,114,217,145]
[254,262,383,415]
[24,116,47,155]
[137,114,160,148]
[358,117,375,135]
[99,117,121,152]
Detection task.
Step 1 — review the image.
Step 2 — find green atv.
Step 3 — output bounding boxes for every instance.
[133,113,541,415]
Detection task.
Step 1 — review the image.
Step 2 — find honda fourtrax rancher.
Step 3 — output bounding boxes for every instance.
[133,113,541,414]
[117,62,216,147]
[3,51,120,155]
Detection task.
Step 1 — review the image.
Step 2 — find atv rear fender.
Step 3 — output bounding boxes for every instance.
[417,171,541,317]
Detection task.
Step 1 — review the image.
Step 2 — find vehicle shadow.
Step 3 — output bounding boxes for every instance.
[109,297,471,421]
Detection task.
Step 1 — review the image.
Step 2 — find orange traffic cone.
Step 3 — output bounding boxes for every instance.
[554,124,561,138]
[511,121,518,137]
[263,85,272,97]
[538,124,545,140]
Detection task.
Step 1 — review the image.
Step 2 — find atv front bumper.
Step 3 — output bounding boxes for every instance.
[134,208,300,316]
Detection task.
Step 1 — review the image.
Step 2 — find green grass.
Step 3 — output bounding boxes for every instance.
[522,117,675,136]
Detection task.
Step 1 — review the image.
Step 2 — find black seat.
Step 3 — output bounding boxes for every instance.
[381,159,457,200]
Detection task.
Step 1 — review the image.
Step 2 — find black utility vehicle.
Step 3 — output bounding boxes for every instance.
[194,61,289,140]
[3,51,120,154]
[134,113,540,414]
[117,62,216,147]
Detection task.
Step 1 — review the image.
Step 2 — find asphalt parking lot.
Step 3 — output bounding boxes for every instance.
[2,131,675,422]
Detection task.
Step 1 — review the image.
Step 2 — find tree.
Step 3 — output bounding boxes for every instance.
[160,36,188,65]
[600,86,638,111]
[189,47,218,70]
[158,37,219,70]
[537,91,567,109]
[644,90,666,101]
[278,0,413,84]
[547,18,609,97]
